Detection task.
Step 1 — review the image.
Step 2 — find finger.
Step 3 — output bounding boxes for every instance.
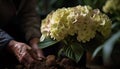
[27,49,39,60]
[37,52,45,60]
[21,53,35,68]
[27,48,45,61]
[36,49,46,60]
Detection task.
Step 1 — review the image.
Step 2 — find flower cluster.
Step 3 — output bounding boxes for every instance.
[40,5,112,43]
[103,0,120,14]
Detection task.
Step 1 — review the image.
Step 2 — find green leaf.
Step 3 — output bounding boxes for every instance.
[58,48,64,57]
[38,37,59,49]
[59,42,84,63]
[66,46,74,60]
[71,43,84,62]
[103,30,120,64]
[92,31,120,64]
[92,45,103,59]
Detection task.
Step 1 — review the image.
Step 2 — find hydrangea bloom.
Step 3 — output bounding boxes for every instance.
[103,0,120,14]
[40,5,112,43]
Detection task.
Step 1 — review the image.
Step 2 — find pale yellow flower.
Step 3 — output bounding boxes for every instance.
[40,5,112,43]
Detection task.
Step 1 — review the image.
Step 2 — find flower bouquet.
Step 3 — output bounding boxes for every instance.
[39,5,112,63]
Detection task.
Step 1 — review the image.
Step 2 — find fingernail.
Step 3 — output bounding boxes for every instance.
[38,57,42,60]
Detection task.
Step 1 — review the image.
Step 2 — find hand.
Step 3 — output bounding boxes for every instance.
[8,40,38,68]
[29,38,45,60]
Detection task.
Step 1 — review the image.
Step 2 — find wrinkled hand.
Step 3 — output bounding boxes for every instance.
[29,38,45,60]
[8,40,43,68]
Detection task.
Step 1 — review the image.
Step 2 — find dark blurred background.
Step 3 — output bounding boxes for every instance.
[37,0,106,19]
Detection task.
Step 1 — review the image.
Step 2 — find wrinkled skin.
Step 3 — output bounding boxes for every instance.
[29,38,45,60]
[8,38,45,68]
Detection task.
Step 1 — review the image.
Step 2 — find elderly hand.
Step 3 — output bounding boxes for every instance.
[29,38,45,60]
[8,40,44,68]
